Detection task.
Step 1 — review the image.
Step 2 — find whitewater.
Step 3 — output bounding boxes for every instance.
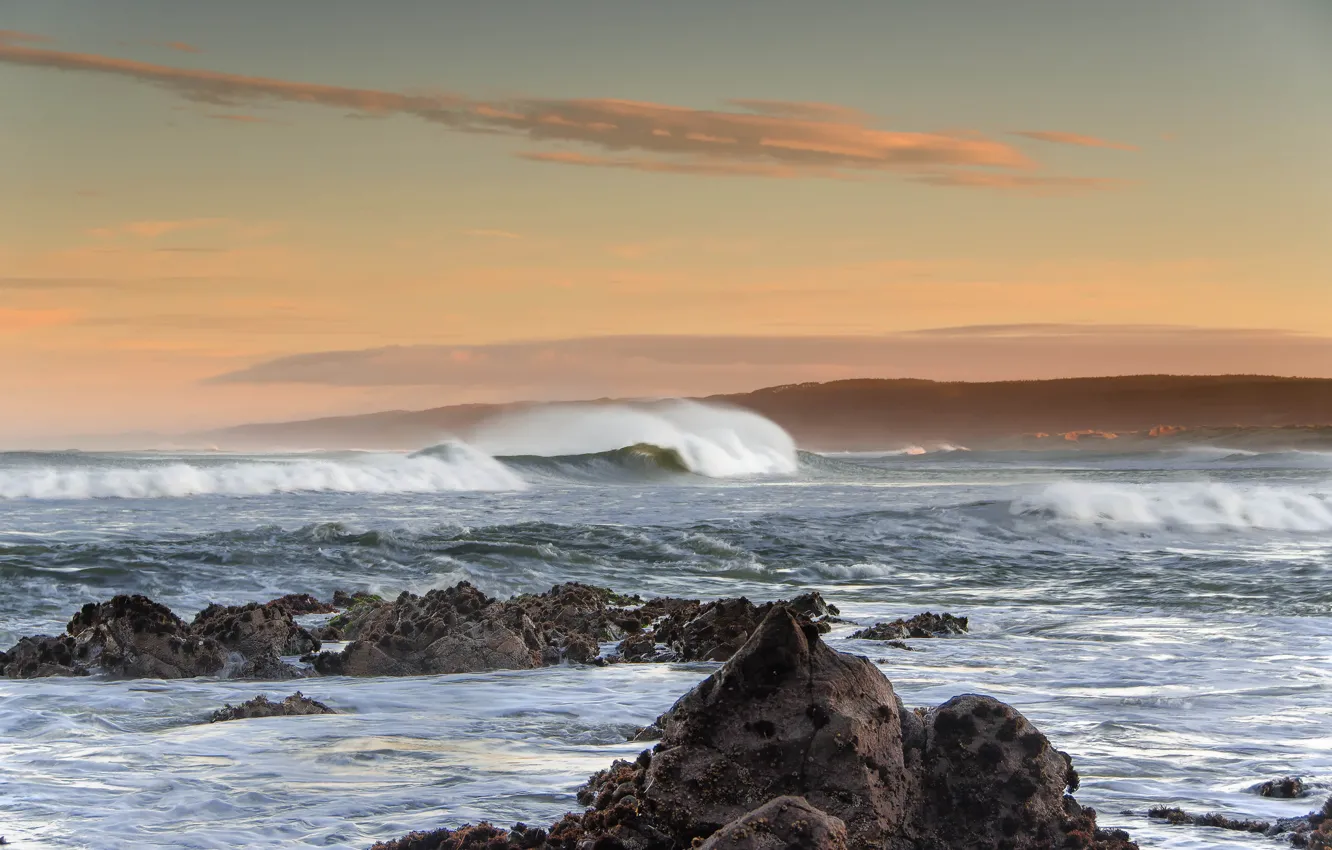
[1,404,1329,849]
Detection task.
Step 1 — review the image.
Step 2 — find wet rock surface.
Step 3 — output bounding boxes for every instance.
[616,590,841,663]
[209,692,335,722]
[63,595,230,679]
[371,605,1136,850]
[1259,776,1309,799]
[2,593,326,680]
[851,611,969,641]
[698,796,847,850]
[192,601,321,658]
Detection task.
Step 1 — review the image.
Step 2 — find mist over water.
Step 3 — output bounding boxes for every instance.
[1,405,1329,848]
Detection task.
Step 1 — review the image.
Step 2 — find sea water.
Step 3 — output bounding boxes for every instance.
[1,407,1329,848]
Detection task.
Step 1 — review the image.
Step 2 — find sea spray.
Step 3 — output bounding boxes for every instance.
[1013,481,1332,532]
[469,401,798,477]
[0,443,524,499]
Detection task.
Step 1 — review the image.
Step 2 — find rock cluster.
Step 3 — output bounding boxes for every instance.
[616,591,839,663]
[370,605,1136,850]
[851,611,969,641]
[0,594,318,680]
[209,691,336,722]
[310,582,643,676]
[2,584,942,683]
[1150,796,1332,847]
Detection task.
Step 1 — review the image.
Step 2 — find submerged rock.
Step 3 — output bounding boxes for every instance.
[209,691,335,722]
[1257,776,1308,799]
[1148,806,1270,833]
[371,604,1136,850]
[851,611,969,641]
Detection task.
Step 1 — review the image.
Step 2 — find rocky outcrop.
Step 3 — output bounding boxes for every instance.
[371,605,1136,850]
[312,582,650,676]
[616,591,840,663]
[2,593,325,680]
[192,601,321,658]
[209,692,335,722]
[0,634,88,679]
[267,593,338,616]
[64,595,230,679]
[851,611,969,641]
[698,796,847,850]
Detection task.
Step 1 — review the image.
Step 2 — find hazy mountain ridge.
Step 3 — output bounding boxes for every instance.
[188,375,1332,452]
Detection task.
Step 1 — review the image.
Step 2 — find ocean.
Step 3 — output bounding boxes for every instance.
[1,404,1329,848]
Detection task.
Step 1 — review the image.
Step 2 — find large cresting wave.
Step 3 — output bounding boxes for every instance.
[1013,481,1332,532]
[0,444,525,500]
[469,401,798,478]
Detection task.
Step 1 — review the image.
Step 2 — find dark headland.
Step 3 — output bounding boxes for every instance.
[198,374,1332,452]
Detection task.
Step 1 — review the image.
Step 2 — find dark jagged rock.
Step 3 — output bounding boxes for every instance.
[192,601,321,658]
[1257,776,1308,798]
[851,611,969,641]
[373,604,1133,850]
[1148,806,1270,833]
[698,796,848,850]
[65,595,228,679]
[652,596,766,661]
[0,634,88,678]
[314,582,649,676]
[209,691,335,722]
[313,583,538,676]
[266,593,338,616]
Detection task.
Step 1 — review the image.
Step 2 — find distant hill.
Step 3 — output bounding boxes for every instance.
[199,375,1332,451]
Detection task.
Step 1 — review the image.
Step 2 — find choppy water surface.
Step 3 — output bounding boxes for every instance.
[1,415,1330,848]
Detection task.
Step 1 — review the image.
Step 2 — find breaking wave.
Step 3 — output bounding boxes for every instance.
[470,401,798,478]
[0,443,525,500]
[1013,481,1332,532]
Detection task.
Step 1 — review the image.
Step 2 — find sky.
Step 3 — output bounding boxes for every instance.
[3,0,1331,443]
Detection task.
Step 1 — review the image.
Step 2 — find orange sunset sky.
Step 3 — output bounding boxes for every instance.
[3,1,1331,444]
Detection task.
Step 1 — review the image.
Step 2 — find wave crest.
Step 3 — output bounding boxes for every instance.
[470,401,797,478]
[1013,481,1332,532]
[0,443,525,500]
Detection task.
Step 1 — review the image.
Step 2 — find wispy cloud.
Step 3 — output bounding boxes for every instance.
[159,41,201,54]
[0,307,76,332]
[207,113,267,123]
[0,30,52,44]
[911,171,1126,194]
[89,218,228,239]
[462,228,521,239]
[0,35,1123,190]
[1014,130,1137,151]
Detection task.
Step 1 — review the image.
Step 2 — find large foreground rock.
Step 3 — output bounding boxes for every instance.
[698,796,847,850]
[370,605,1136,850]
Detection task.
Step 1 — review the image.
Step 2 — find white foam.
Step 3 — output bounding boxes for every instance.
[471,401,798,477]
[1015,481,1332,532]
[0,442,525,500]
